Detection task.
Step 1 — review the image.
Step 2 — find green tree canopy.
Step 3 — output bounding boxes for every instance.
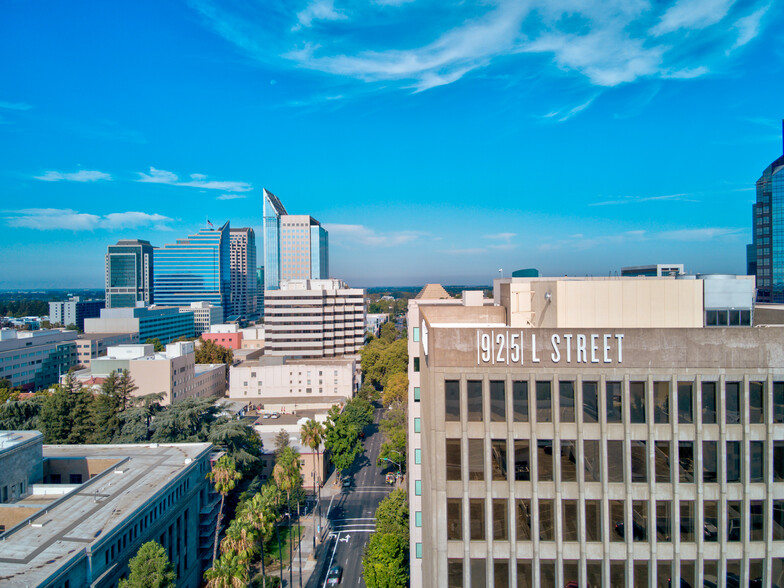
[145,337,164,352]
[382,372,408,408]
[119,541,176,588]
[362,531,409,588]
[196,339,234,364]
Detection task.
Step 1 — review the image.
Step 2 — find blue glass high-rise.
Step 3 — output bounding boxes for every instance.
[263,188,287,291]
[153,221,231,312]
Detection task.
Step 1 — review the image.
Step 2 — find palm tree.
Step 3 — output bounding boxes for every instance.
[239,485,280,588]
[273,448,301,588]
[203,553,248,588]
[207,455,242,563]
[220,520,258,564]
[300,418,325,549]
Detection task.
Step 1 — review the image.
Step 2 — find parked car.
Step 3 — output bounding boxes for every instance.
[327,565,343,586]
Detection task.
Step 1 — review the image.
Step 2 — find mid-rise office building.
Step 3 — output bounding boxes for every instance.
[154,222,231,313]
[48,296,105,331]
[76,332,139,367]
[229,228,258,321]
[621,264,685,277]
[262,189,329,291]
[0,431,217,587]
[0,329,77,390]
[84,306,195,344]
[202,323,243,350]
[257,266,265,316]
[179,301,223,336]
[749,121,784,303]
[105,239,155,308]
[408,276,784,588]
[264,279,365,358]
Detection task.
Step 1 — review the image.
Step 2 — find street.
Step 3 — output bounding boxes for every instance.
[307,405,393,588]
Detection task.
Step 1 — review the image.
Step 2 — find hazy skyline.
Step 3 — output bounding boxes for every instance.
[2,0,783,288]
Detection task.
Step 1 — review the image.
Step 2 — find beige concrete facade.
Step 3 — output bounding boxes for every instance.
[76,332,139,367]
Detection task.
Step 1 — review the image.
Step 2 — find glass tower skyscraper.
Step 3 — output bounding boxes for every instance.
[105,239,154,308]
[263,188,287,291]
[750,121,784,302]
[153,222,231,312]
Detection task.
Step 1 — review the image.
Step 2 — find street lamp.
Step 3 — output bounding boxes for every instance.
[383,457,402,477]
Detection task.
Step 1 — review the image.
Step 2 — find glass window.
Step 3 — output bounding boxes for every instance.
[536,381,551,422]
[492,499,508,540]
[775,441,784,482]
[704,501,718,542]
[468,439,484,481]
[749,560,764,588]
[415,511,422,527]
[678,441,694,483]
[774,500,784,541]
[586,500,602,541]
[775,382,784,423]
[415,448,421,464]
[678,382,693,423]
[537,440,553,482]
[634,561,648,588]
[584,439,601,482]
[445,380,460,421]
[415,480,421,495]
[446,439,461,480]
[540,561,556,586]
[467,381,483,421]
[560,440,577,482]
[701,381,717,424]
[583,381,599,422]
[414,387,420,402]
[653,381,670,423]
[750,500,765,541]
[489,381,505,422]
[751,441,764,483]
[726,381,741,424]
[632,501,648,541]
[493,560,509,588]
[657,561,672,588]
[470,559,485,588]
[470,499,485,540]
[703,441,718,483]
[414,418,420,433]
[559,381,575,422]
[413,357,420,372]
[703,561,718,588]
[415,542,422,559]
[512,381,528,422]
[680,501,695,542]
[447,498,462,540]
[586,562,602,588]
[656,500,671,542]
[516,499,531,540]
[413,327,420,342]
[563,500,579,541]
[749,381,764,424]
[631,440,647,483]
[514,440,530,481]
[630,381,646,423]
[727,501,742,541]
[491,440,507,481]
[606,381,622,422]
[610,500,625,542]
[607,440,624,483]
[564,561,579,588]
[680,561,695,588]
[726,441,741,483]
[516,560,532,588]
[610,561,625,587]
[539,499,554,541]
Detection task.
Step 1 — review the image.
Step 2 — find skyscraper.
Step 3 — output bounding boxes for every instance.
[262,188,329,291]
[229,227,258,321]
[750,120,784,302]
[153,222,231,312]
[105,239,154,308]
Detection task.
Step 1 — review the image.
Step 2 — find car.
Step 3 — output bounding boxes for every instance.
[262,413,272,419]
[327,565,343,586]
[342,477,352,488]
[270,413,280,419]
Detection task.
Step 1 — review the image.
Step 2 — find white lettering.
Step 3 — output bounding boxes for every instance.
[496,333,506,364]
[531,334,540,363]
[481,333,491,363]
[615,333,624,363]
[590,334,599,363]
[510,334,520,364]
[576,334,587,363]
[564,334,573,363]
[551,334,561,363]
[603,334,611,363]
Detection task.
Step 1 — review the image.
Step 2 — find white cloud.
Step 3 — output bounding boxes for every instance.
[324,223,426,246]
[589,193,697,206]
[217,193,248,200]
[651,0,736,36]
[442,248,487,255]
[35,170,112,182]
[484,232,517,241]
[728,3,771,52]
[295,0,347,29]
[5,209,172,231]
[0,101,32,111]
[658,227,743,241]
[136,167,252,192]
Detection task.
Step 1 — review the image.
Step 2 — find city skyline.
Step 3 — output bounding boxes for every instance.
[2,0,784,288]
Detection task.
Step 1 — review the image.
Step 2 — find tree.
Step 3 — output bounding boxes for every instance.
[220,519,258,564]
[300,419,324,487]
[323,405,363,479]
[273,429,290,454]
[208,455,243,563]
[209,420,262,473]
[379,321,397,343]
[382,372,408,408]
[375,490,409,538]
[40,373,93,443]
[362,532,409,588]
[152,397,219,442]
[238,484,280,587]
[146,337,165,352]
[119,541,176,588]
[116,370,138,412]
[204,553,249,588]
[341,397,374,430]
[272,446,302,502]
[196,339,234,364]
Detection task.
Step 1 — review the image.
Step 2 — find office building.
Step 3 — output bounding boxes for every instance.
[408,275,784,588]
[76,332,139,367]
[84,306,195,344]
[262,189,329,291]
[179,301,223,336]
[202,323,243,350]
[0,432,217,587]
[750,121,784,303]
[257,266,265,316]
[367,313,389,337]
[153,222,231,313]
[74,341,226,405]
[0,329,77,390]
[105,239,155,308]
[621,264,685,277]
[264,279,365,358]
[48,296,105,331]
[240,325,265,350]
[229,228,258,321]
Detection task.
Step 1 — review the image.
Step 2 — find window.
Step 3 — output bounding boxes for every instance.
[703,441,718,483]
[540,561,556,586]
[775,382,784,423]
[655,441,670,483]
[560,440,577,482]
[606,381,622,422]
[584,440,601,482]
[653,381,670,423]
[700,381,717,423]
[680,501,695,542]
[413,327,420,342]
[726,441,741,483]
[657,500,671,542]
[535,381,551,422]
[416,511,422,527]
[537,440,553,482]
[727,501,742,541]
[631,441,647,483]
[749,382,764,424]
[607,440,624,483]
[414,418,420,433]
[726,382,741,424]
[446,499,461,539]
[470,559,486,588]
[678,441,694,483]
[586,562,602,588]
[494,560,509,588]
[445,381,460,421]
[516,499,532,540]
[468,439,484,480]
[414,387,420,402]
[413,357,420,372]
[750,441,764,483]
[492,499,508,540]
[491,440,507,480]
[447,560,463,588]
[514,440,530,481]
[470,499,485,540]
[750,500,765,541]
[702,501,718,542]
[490,381,505,422]
[774,501,784,540]
[775,441,784,481]
[414,448,421,464]
[585,500,601,541]
[563,500,579,541]
[415,543,422,559]
[69,473,83,484]
[632,501,648,541]
[512,381,528,421]
[446,440,461,480]
[559,381,575,422]
[609,500,624,542]
[415,480,421,495]
[539,499,555,541]
[678,382,693,423]
[630,381,646,423]
[467,381,483,421]
[583,381,599,422]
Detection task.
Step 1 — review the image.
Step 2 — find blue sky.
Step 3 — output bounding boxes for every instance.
[1,0,783,288]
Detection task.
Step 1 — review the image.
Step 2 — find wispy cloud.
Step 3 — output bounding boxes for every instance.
[658,227,744,241]
[35,170,112,182]
[728,3,771,52]
[217,193,247,200]
[651,0,736,36]
[136,167,252,192]
[442,248,488,255]
[0,101,32,111]
[538,226,744,251]
[294,0,347,29]
[589,193,699,206]
[5,209,173,231]
[483,232,517,250]
[324,223,426,246]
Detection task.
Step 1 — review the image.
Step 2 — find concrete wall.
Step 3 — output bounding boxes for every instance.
[0,432,43,504]
[229,359,356,400]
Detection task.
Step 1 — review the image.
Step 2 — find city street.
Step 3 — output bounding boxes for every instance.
[307,405,395,588]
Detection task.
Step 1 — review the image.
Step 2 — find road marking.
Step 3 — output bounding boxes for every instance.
[340,535,350,542]
[337,517,376,521]
[323,532,340,588]
[327,493,336,517]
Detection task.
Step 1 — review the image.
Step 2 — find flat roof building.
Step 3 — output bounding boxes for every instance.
[621,264,685,277]
[0,329,77,390]
[48,296,105,331]
[408,275,784,588]
[229,227,258,322]
[84,306,195,344]
[75,332,140,367]
[105,239,155,308]
[179,301,224,336]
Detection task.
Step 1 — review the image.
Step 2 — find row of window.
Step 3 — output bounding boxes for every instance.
[446,497,784,544]
[443,379,784,426]
[445,438,781,484]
